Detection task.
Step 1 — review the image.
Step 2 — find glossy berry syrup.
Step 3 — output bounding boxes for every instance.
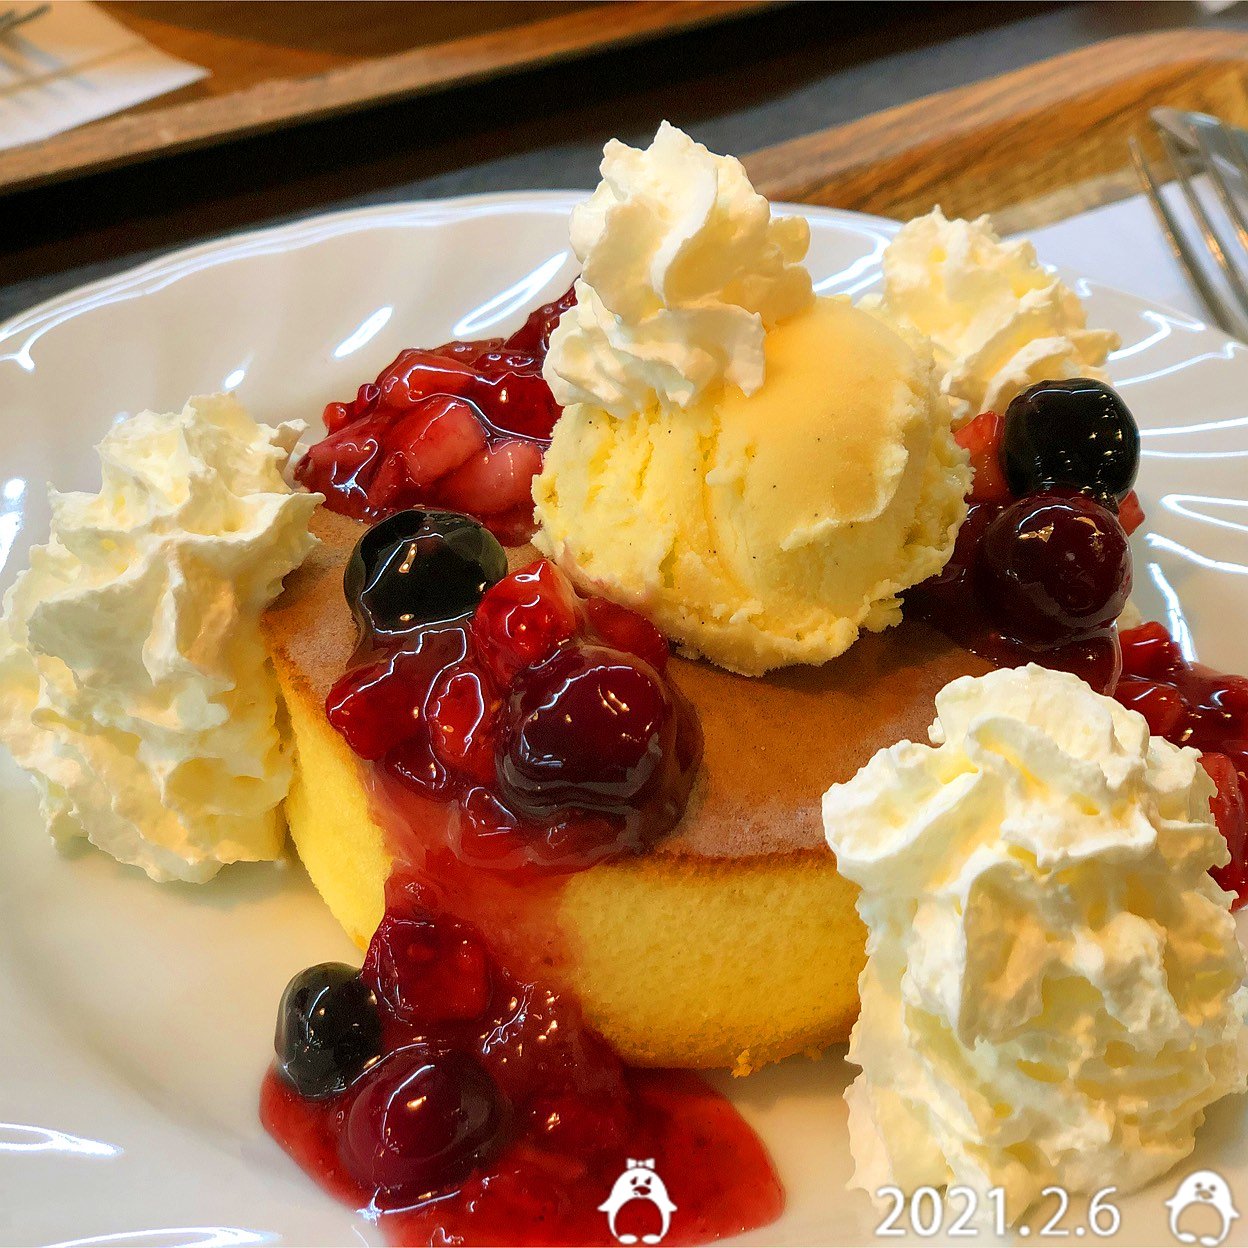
[296,285,576,545]
[907,406,1143,694]
[261,878,782,1246]
[913,401,1248,903]
[1116,623,1248,908]
[262,511,782,1245]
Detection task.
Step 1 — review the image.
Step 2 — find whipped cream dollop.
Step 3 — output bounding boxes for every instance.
[823,665,1247,1215]
[863,208,1119,423]
[543,121,813,417]
[0,394,321,883]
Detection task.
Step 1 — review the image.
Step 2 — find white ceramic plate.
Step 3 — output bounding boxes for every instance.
[2,194,1247,1248]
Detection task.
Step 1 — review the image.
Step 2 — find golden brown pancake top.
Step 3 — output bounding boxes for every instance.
[263,509,992,864]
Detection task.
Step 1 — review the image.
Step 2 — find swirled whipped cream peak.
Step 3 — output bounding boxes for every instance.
[543,120,813,416]
[0,393,322,883]
[823,664,1247,1216]
[863,207,1119,423]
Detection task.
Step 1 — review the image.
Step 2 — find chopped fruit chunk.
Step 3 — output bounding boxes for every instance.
[439,439,546,519]
[1119,489,1145,535]
[956,410,1012,504]
[474,561,580,685]
[584,596,670,673]
[1117,624,1248,909]
[1204,753,1248,905]
[426,666,499,786]
[296,286,576,540]
[363,909,492,1023]
[324,653,426,761]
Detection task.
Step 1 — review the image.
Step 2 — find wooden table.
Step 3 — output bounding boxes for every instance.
[5,0,1248,323]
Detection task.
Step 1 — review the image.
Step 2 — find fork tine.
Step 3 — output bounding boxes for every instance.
[1129,137,1247,337]
[1155,127,1248,325]
[0,3,48,37]
[1192,121,1248,256]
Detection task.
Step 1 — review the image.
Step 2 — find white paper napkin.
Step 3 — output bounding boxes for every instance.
[1024,192,1206,321]
[0,0,207,152]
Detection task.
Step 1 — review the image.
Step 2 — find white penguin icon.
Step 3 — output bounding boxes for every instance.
[1165,1170,1240,1247]
[598,1158,678,1245]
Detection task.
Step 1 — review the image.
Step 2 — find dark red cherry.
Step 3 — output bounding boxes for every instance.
[1002,378,1139,505]
[497,644,674,818]
[341,1049,506,1194]
[977,490,1131,644]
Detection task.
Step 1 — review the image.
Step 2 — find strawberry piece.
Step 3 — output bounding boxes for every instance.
[956,411,1012,504]
[362,910,492,1023]
[440,440,545,518]
[1118,490,1145,535]
[474,561,580,686]
[326,653,427,760]
[427,666,499,786]
[585,596,669,673]
[1203,752,1248,909]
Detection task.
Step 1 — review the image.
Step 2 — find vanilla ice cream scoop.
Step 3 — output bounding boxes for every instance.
[535,296,968,675]
[0,394,321,882]
[824,665,1247,1216]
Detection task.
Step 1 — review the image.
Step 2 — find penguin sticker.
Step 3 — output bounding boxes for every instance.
[598,1158,678,1245]
[1165,1170,1240,1247]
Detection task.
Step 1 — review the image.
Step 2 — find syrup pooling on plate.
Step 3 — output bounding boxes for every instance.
[296,285,575,545]
[262,508,783,1244]
[262,878,782,1246]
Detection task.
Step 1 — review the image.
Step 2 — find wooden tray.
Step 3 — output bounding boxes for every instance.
[0,0,769,196]
[744,28,1248,231]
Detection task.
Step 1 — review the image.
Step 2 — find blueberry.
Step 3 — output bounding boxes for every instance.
[275,962,382,1100]
[1001,378,1139,506]
[345,509,507,636]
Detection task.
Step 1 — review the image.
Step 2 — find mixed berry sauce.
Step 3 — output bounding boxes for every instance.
[909,396,1248,907]
[262,874,781,1246]
[907,405,1141,696]
[328,516,702,875]
[1116,623,1248,906]
[296,285,575,545]
[273,299,1248,1243]
[262,505,780,1243]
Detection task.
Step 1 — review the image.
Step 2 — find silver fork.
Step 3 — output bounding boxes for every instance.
[0,3,49,38]
[1130,108,1248,339]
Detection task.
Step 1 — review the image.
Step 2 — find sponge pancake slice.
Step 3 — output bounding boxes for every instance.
[263,508,991,1069]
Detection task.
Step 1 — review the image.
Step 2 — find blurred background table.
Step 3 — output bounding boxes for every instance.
[6,0,1248,323]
